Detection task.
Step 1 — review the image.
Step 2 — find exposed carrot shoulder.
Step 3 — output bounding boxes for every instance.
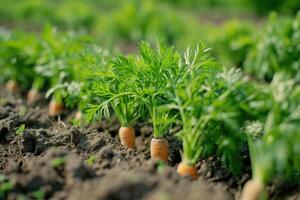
[241,179,264,200]
[48,100,64,116]
[27,89,41,103]
[119,127,135,149]
[6,80,19,92]
[150,138,169,162]
[75,110,82,120]
[177,162,198,180]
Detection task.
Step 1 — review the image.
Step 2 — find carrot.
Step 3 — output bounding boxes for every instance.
[177,162,198,180]
[75,110,82,120]
[27,89,41,103]
[150,138,169,162]
[119,127,135,149]
[241,179,264,200]
[6,80,19,92]
[48,99,64,116]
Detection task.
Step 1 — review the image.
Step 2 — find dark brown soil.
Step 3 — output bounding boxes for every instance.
[0,86,299,200]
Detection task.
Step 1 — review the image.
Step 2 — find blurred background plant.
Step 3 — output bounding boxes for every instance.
[0,0,299,56]
[244,12,300,82]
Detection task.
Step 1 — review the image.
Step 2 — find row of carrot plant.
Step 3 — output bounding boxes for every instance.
[1,14,300,200]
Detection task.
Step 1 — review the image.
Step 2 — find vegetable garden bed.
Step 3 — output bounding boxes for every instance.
[1,85,299,200]
[1,12,300,199]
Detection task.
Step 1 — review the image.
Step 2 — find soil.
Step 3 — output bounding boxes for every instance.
[0,85,299,200]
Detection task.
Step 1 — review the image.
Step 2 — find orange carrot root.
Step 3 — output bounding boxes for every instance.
[27,89,41,103]
[48,100,64,116]
[241,179,264,200]
[119,127,135,149]
[150,138,169,162]
[177,162,198,180]
[75,111,82,120]
[6,80,19,92]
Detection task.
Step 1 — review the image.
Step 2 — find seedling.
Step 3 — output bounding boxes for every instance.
[16,124,26,136]
[32,188,45,200]
[85,155,96,166]
[51,157,66,168]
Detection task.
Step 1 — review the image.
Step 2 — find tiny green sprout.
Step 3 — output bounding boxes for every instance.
[0,181,13,192]
[0,176,13,200]
[71,118,81,127]
[16,124,26,136]
[32,188,45,200]
[156,160,166,175]
[85,155,96,166]
[18,106,27,116]
[51,157,66,168]
[0,98,8,106]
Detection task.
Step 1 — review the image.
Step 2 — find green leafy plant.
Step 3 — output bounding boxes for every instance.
[39,27,110,117]
[0,28,10,84]
[0,30,40,90]
[102,1,185,45]
[26,25,109,117]
[245,12,300,82]
[213,20,254,67]
[121,42,180,139]
[108,42,183,160]
[85,44,147,148]
[0,174,13,199]
[171,43,269,176]
[243,74,300,199]
[85,50,143,127]
[170,44,217,166]
[39,26,90,104]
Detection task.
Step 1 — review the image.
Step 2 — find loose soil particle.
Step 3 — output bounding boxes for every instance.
[0,87,299,200]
